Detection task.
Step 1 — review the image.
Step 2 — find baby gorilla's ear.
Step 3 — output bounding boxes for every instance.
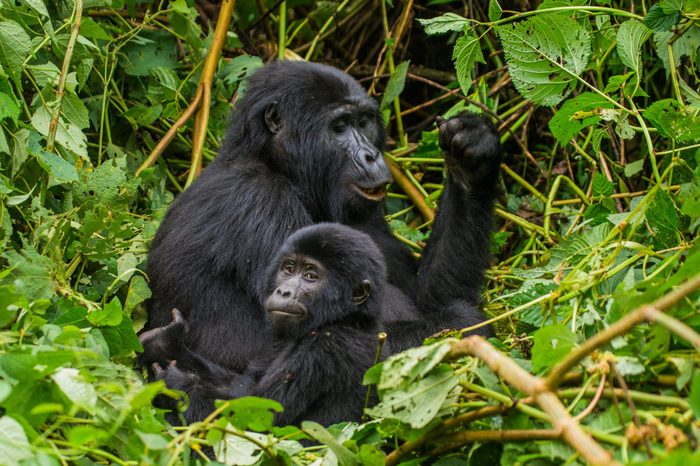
[265,101,281,133]
[351,280,372,305]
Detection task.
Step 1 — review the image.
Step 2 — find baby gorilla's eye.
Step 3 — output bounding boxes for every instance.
[303,267,319,281]
[281,260,295,274]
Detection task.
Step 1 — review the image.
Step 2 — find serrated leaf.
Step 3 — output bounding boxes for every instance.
[647,189,681,248]
[532,324,577,373]
[549,92,614,144]
[417,13,471,35]
[0,21,31,84]
[643,3,680,32]
[365,365,458,428]
[452,32,485,94]
[497,14,591,106]
[380,60,410,112]
[616,20,651,79]
[23,0,49,17]
[88,298,123,327]
[0,92,19,124]
[31,106,88,158]
[645,99,700,143]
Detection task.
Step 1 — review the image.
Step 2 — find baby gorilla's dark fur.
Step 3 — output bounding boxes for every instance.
[140,224,387,425]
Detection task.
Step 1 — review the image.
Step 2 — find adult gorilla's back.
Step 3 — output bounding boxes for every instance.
[145,61,499,372]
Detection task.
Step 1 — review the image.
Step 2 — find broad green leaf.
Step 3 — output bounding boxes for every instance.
[549,92,614,144]
[366,340,453,390]
[0,92,20,124]
[2,247,54,300]
[0,416,32,463]
[0,21,31,84]
[643,3,680,31]
[644,99,700,143]
[220,396,283,432]
[660,0,687,14]
[654,27,700,75]
[52,367,97,413]
[365,364,459,428]
[690,371,700,419]
[416,13,471,36]
[452,31,485,94]
[616,20,651,79]
[647,189,681,249]
[61,91,90,129]
[88,298,123,327]
[531,324,577,373]
[23,0,49,17]
[122,31,179,76]
[488,0,502,22]
[380,60,410,112]
[34,150,79,188]
[31,106,88,158]
[79,18,111,41]
[497,14,591,106]
[100,316,143,357]
[302,421,361,466]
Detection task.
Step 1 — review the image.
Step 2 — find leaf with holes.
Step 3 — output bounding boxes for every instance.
[497,14,591,106]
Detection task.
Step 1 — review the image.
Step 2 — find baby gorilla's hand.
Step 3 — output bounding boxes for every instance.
[139,309,187,366]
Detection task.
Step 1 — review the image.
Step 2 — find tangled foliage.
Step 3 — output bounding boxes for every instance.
[0,1,699,465]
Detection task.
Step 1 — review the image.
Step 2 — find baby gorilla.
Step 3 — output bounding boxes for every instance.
[139,223,387,425]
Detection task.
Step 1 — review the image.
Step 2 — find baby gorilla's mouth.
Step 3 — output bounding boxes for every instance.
[352,184,387,201]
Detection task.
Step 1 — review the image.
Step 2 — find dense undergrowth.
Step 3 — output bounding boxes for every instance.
[0,0,699,464]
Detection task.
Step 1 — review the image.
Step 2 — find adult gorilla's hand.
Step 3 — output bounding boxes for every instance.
[437,113,501,192]
[139,308,187,366]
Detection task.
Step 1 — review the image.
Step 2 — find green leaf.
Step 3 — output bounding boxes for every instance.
[452,31,485,94]
[79,18,112,41]
[497,14,591,106]
[643,3,680,32]
[549,92,614,144]
[52,367,97,413]
[380,60,410,112]
[31,106,88,158]
[0,92,20,124]
[34,149,79,188]
[220,396,283,432]
[488,0,503,22]
[616,20,651,79]
[368,340,453,390]
[0,416,32,463]
[1,247,54,300]
[88,298,123,327]
[654,27,700,75]
[0,21,31,84]
[644,99,700,143]
[531,324,577,373]
[416,13,471,36]
[647,189,680,249]
[23,0,49,17]
[366,364,459,428]
[100,316,143,357]
[690,371,700,419]
[302,421,361,466]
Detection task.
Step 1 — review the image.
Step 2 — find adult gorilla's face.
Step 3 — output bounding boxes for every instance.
[326,102,392,204]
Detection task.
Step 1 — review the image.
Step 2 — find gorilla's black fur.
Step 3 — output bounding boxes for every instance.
[141,224,388,425]
[143,61,500,374]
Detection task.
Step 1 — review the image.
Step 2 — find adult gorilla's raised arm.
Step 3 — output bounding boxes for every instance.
[380,114,500,352]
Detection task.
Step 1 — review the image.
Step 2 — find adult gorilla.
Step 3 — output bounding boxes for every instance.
[144,61,500,372]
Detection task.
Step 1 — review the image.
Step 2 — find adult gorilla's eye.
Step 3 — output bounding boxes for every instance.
[332,120,348,133]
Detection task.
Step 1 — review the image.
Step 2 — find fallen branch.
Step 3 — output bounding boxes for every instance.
[387,159,435,222]
[449,336,620,466]
[135,0,237,182]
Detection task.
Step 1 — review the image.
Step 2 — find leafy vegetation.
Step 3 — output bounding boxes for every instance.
[0,0,699,464]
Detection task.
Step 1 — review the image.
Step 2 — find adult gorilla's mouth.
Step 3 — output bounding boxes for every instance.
[352,184,387,201]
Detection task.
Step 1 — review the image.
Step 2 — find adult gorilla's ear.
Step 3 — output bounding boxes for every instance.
[265,101,281,133]
[351,280,372,305]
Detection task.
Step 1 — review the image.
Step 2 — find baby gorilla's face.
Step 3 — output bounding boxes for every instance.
[264,254,325,333]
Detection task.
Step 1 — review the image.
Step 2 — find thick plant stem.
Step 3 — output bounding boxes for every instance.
[136,0,236,180]
[47,0,83,153]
